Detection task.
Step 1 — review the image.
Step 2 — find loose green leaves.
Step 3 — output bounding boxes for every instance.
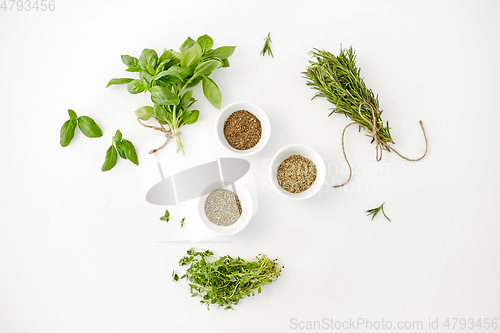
[260,32,274,58]
[202,76,222,109]
[365,202,391,221]
[160,209,170,222]
[60,109,102,147]
[101,130,138,171]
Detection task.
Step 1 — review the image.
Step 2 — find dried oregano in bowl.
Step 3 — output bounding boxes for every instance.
[303,46,428,187]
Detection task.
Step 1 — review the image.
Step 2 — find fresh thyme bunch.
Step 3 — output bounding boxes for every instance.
[304,46,427,187]
[173,249,283,310]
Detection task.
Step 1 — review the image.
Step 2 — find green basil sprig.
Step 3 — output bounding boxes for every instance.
[107,34,235,154]
[60,109,102,147]
[102,130,138,171]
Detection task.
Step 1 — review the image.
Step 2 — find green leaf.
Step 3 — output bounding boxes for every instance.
[159,49,173,63]
[146,64,156,75]
[122,139,138,165]
[161,209,170,222]
[140,71,154,85]
[134,106,154,121]
[180,37,195,52]
[127,79,147,94]
[160,216,169,222]
[154,69,181,81]
[180,42,202,68]
[113,129,122,142]
[77,116,103,138]
[106,78,134,88]
[186,76,202,88]
[191,59,223,80]
[202,76,222,109]
[164,65,192,80]
[207,46,236,60]
[180,90,193,107]
[60,119,77,147]
[121,55,139,68]
[68,109,78,119]
[125,67,141,73]
[153,104,169,123]
[150,86,180,106]
[197,34,214,53]
[138,48,158,71]
[115,141,127,159]
[180,217,185,228]
[182,110,199,125]
[221,58,230,67]
[101,145,118,171]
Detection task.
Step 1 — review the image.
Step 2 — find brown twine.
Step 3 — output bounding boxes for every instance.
[137,118,182,154]
[333,103,428,188]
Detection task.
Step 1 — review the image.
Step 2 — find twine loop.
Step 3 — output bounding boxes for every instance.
[138,118,182,154]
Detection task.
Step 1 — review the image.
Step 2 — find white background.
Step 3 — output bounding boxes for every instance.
[1,1,500,332]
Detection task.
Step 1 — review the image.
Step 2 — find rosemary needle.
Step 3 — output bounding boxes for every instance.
[366,202,391,222]
[260,32,273,58]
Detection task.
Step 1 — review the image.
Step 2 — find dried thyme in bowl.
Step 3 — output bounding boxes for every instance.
[277,154,317,193]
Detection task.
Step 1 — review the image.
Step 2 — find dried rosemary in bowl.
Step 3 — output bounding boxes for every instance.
[303,46,428,187]
[277,155,317,193]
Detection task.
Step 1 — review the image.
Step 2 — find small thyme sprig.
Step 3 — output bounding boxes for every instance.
[366,202,391,221]
[159,209,185,227]
[260,32,273,58]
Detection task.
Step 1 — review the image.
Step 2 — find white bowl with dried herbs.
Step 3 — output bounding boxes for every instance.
[270,144,326,200]
[197,182,253,235]
[215,101,271,155]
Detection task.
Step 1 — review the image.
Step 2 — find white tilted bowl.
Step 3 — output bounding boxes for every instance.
[215,101,271,156]
[269,144,326,200]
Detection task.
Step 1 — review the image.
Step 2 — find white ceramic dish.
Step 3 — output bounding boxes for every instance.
[269,144,326,200]
[197,182,253,236]
[215,101,271,156]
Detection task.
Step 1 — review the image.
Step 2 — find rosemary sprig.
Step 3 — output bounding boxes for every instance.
[174,248,283,310]
[366,202,391,221]
[260,32,273,58]
[303,46,393,147]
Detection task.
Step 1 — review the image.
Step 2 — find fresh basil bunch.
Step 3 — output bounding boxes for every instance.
[107,34,236,154]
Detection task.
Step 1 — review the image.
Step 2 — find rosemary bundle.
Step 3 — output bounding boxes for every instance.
[304,46,427,187]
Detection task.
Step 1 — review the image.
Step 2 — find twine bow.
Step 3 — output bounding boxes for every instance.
[333,102,428,188]
[138,118,182,154]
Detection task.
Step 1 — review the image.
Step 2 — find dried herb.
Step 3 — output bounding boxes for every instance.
[107,34,236,154]
[366,202,391,221]
[174,248,283,310]
[223,110,262,150]
[277,155,317,193]
[304,46,427,187]
[204,189,242,226]
[260,32,273,58]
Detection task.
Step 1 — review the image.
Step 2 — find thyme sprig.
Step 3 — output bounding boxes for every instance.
[174,248,283,310]
[366,202,391,221]
[260,32,273,58]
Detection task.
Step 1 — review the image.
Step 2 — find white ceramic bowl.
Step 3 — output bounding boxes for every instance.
[269,144,326,200]
[197,182,253,236]
[215,101,271,156]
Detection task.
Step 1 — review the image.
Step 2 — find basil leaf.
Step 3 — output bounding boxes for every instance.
[191,59,222,81]
[150,86,180,106]
[121,55,139,68]
[122,139,139,165]
[207,46,236,60]
[180,42,202,68]
[153,104,169,123]
[180,37,195,52]
[222,58,230,67]
[68,109,78,119]
[146,64,156,75]
[101,145,118,171]
[154,69,181,81]
[180,90,193,107]
[182,110,199,125]
[115,141,127,159]
[125,67,141,73]
[186,76,202,88]
[165,65,192,80]
[113,129,122,142]
[159,49,173,63]
[140,71,154,85]
[60,119,77,147]
[77,116,103,138]
[106,78,134,88]
[127,79,147,94]
[202,76,222,109]
[134,106,154,121]
[197,34,213,54]
[138,48,158,71]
